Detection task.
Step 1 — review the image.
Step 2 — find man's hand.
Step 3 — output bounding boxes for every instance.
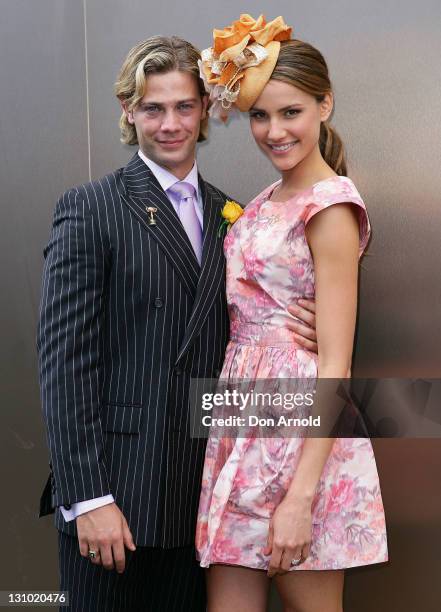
[77,503,136,573]
[286,299,317,353]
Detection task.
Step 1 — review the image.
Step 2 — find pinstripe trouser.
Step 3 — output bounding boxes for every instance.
[58,531,206,611]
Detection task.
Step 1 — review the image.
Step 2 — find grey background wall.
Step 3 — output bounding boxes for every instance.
[1,0,440,610]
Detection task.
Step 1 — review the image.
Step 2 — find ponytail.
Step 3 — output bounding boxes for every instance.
[319,122,347,176]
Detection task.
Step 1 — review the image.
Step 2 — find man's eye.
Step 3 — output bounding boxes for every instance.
[144,106,160,114]
[179,103,194,111]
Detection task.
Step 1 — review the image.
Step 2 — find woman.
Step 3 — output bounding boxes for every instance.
[196,14,388,612]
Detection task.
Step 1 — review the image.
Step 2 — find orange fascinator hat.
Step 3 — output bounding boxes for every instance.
[199,14,292,121]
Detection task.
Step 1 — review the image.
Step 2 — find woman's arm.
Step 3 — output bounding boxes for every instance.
[306,202,360,376]
[287,202,360,492]
[266,202,361,576]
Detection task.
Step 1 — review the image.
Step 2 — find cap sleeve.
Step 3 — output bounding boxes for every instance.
[304,177,371,256]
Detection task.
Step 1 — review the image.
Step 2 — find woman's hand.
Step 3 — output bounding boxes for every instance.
[263,496,312,577]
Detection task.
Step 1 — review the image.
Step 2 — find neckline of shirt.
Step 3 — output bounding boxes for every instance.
[266,175,350,204]
[137,150,200,200]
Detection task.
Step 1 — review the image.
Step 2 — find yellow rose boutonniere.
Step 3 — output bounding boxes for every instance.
[218,200,243,237]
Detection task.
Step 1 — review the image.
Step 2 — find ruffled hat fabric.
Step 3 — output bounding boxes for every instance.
[199,14,292,121]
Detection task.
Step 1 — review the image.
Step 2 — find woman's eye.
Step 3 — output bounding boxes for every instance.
[286,109,300,117]
[249,112,265,120]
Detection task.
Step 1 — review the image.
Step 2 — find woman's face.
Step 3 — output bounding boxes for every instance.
[249,79,332,173]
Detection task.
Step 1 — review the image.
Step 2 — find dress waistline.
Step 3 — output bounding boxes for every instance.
[229,321,301,348]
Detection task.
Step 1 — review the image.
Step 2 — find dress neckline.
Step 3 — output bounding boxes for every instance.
[266,174,345,204]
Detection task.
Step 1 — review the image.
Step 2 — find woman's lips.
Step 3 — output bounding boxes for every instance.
[267,141,299,154]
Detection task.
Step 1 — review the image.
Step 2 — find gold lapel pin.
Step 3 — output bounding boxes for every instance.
[146,206,158,226]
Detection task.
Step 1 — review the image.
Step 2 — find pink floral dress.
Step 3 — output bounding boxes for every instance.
[196,176,388,571]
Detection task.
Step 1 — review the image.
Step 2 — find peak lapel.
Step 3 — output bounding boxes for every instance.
[175,177,226,363]
[120,154,200,296]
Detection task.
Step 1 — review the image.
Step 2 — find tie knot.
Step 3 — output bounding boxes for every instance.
[168,181,195,200]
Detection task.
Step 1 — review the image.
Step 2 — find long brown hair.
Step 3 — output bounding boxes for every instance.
[271,39,347,176]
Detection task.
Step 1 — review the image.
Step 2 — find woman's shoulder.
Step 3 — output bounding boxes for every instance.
[306,176,370,255]
[310,175,365,208]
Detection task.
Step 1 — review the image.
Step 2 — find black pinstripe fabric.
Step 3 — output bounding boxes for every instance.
[58,531,205,611]
[37,153,230,547]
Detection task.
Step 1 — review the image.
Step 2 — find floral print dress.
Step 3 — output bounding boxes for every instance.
[196,176,388,571]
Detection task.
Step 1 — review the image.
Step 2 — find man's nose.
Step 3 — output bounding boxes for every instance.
[160,110,180,131]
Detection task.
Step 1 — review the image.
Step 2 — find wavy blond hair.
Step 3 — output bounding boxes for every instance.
[115,36,208,145]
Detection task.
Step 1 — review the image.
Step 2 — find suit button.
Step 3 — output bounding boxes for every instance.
[214,369,221,377]
[64,504,71,510]
[154,298,163,308]
[174,367,182,376]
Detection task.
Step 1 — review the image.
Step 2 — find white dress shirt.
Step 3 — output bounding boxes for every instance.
[60,150,202,522]
[138,150,203,226]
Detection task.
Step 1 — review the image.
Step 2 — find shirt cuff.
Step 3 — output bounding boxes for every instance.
[60,495,115,522]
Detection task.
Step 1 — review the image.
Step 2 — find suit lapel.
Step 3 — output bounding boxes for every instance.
[175,177,226,363]
[119,154,200,296]
[119,154,226,362]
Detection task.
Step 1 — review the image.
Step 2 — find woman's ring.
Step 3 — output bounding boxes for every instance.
[291,556,302,566]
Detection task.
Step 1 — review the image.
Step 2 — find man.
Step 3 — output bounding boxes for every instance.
[37,36,317,611]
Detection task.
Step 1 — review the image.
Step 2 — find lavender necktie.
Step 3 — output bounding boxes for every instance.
[168,181,203,264]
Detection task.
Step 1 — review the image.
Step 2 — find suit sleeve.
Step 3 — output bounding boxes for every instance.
[37,188,111,508]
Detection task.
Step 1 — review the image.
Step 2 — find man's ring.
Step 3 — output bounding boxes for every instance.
[88,549,97,559]
[291,556,302,566]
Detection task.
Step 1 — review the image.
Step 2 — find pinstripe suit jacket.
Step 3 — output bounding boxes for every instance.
[37,153,230,547]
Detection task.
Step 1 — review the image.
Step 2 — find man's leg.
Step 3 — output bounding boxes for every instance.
[59,530,141,611]
[59,531,206,611]
[146,546,206,611]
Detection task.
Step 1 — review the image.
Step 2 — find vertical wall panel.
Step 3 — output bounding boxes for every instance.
[0,0,89,589]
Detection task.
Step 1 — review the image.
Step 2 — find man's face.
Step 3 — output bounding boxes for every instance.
[123,70,208,179]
